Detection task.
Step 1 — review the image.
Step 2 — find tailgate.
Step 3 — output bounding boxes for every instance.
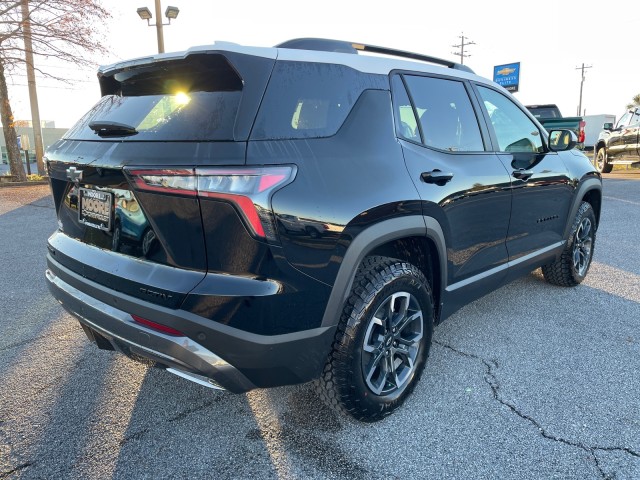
[45,49,276,306]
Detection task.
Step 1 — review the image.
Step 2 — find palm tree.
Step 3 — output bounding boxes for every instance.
[626,94,640,110]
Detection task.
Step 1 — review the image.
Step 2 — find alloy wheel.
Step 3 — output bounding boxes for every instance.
[361,291,423,396]
[573,217,593,277]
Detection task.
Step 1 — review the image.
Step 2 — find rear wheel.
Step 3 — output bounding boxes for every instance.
[595,147,612,173]
[316,256,434,422]
[306,226,321,239]
[542,201,596,286]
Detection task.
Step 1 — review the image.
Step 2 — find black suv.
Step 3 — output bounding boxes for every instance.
[45,39,602,421]
[594,108,640,173]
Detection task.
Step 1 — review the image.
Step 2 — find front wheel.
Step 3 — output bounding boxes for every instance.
[542,202,596,287]
[595,147,612,173]
[316,256,434,422]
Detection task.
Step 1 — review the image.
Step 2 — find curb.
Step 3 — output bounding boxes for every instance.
[0,181,49,188]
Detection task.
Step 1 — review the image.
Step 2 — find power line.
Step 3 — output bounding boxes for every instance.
[452,32,475,65]
[8,74,94,83]
[7,83,92,90]
[8,74,98,85]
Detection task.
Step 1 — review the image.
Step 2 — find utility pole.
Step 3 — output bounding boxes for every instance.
[452,33,475,65]
[576,63,592,116]
[20,0,45,175]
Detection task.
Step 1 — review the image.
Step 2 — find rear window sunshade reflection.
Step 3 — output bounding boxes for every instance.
[250,61,387,140]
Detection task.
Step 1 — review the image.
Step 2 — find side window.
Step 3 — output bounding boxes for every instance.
[391,76,419,141]
[251,61,387,140]
[477,86,544,153]
[616,112,632,129]
[403,75,485,152]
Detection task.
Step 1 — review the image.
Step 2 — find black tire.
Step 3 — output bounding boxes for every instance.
[316,256,434,422]
[306,226,321,239]
[542,202,596,287]
[595,147,612,173]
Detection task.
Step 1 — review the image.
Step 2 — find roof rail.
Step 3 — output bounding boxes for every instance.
[275,38,475,74]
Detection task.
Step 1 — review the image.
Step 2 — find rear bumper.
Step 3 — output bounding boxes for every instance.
[46,256,337,392]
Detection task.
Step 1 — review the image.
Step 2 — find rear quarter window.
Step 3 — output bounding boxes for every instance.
[250,61,387,140]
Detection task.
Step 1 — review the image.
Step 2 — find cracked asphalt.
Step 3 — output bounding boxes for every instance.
[1,177,639,479]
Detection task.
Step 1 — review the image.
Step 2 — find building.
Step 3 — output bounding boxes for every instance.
[0,126,68,163]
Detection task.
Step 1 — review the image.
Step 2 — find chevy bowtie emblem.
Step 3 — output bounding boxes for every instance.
[66,166,83,184]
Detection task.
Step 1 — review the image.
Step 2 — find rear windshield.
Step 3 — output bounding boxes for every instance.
[527,106,560,119]
[250,61,387,140]
[65,54,243,141]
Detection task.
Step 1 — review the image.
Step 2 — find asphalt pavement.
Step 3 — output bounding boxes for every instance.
[0,178,639,479]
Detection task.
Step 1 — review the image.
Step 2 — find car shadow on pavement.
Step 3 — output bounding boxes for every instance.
[105,368,372,479]
[0,328,103,478]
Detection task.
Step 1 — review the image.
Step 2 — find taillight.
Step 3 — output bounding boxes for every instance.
[131,314,184,336]
[578,120,586,143]
[125,165,296,242]
[129,168,197,196]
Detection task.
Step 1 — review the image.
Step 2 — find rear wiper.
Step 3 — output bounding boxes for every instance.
[89,121,138,137]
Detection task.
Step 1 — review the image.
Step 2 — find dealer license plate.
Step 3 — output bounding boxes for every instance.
[78,188,113,231]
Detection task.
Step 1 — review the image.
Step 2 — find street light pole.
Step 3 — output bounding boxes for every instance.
[20,0,45,175]
[154,0,165,54]
[137,2,179,54]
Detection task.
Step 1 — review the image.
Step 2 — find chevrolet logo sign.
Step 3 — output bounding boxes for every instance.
[497,67,516,76]
[66,166,83,184]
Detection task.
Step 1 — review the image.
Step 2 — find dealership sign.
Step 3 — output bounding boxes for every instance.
[493,62,520,92]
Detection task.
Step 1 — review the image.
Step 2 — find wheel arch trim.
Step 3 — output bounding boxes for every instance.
[563,176,602,239]
[320,215,447,327]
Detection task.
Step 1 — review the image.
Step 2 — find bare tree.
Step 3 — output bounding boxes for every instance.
[0,0,110,181]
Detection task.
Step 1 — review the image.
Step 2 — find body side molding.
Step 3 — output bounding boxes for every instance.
[446,241,565,292]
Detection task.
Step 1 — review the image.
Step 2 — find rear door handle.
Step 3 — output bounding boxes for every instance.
[512,169,534,180]
[421,170,454,184]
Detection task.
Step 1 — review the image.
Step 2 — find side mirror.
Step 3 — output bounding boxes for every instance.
[603,122,613,131]
[548,129,578,152]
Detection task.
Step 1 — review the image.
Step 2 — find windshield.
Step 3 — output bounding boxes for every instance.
[65,54,243,142]
[65,92,241,141]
